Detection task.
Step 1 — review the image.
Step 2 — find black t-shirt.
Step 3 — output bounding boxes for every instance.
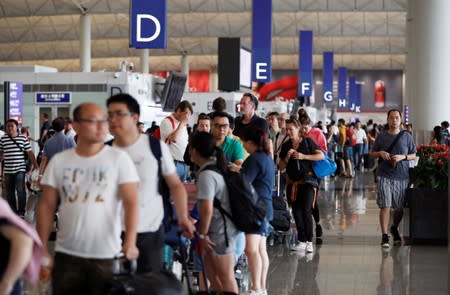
[233,115,269,138]
[279,137,320,186]
[0,218,10,273]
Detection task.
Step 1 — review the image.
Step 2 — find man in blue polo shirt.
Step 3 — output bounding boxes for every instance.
[39,117,76,174]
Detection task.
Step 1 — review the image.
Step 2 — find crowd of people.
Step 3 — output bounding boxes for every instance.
[1,90,448,295]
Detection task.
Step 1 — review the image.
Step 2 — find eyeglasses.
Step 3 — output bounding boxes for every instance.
[76,118,108,125]
[107,111,134,120]
[214,123,229,130]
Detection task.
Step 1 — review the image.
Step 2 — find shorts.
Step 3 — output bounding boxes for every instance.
[246,219,273,237]
[344,146,353,160]
[376,176,409,210]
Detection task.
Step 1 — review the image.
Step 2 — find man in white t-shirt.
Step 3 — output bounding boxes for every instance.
[106,93,195,273]
[37,103,140,294]
[159,100,193,181]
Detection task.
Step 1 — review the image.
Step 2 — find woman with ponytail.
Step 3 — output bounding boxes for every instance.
[189,132,238,295]
[240,127,275,295]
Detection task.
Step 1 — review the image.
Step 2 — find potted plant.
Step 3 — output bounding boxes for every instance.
[409,144,449,244]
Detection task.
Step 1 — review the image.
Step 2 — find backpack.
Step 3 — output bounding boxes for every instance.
[105,135,176,232]
[202,165,267,238]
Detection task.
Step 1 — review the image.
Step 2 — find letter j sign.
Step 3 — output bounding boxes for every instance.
[130,0,167,48]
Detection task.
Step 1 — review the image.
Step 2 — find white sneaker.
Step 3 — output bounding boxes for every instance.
[306,241,314,253]
[290,242,306,252]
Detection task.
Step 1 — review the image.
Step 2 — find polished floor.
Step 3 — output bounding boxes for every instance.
[23,171,448,294]
[265,172,448,295]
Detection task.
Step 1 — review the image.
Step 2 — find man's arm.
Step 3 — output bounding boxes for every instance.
[0,225,33,295]
[38,156,48,176]
[36,185,59,262]
[119,182,139,260]
[164,173,195,239]
[27,150,38,170]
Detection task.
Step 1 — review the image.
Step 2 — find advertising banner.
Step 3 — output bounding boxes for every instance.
[338,67,347,109]
[298,30,313,97]
[251,0,272,82]
[322,51,334,104]
[130,0,167,48]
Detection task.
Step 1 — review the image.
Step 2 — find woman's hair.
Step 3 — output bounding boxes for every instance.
[285,118,300,128]
[298,115,312,126]
[189,131,228,172]
[433,125,442,142]
[240,127,271,154]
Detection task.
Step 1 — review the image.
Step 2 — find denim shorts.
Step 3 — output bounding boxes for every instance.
[249,219,273,237]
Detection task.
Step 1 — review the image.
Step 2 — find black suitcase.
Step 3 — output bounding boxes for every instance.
[109,258,187,295]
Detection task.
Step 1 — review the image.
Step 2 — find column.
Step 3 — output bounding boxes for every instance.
[181,53,189,92]
[209,66,218,92]
[406,0,450,143]
[80,14,91,72]
[140,49,149,74]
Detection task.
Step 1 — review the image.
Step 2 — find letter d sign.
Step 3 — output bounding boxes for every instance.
[130,0,167,48]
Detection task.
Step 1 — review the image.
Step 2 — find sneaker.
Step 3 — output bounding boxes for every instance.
[381,234,390,248]
[290,242,306,252]
[306,241,314,253]
[305,253,314,262]
[390,225,401,245]
[260,290,268,295]
[315,224,323,238]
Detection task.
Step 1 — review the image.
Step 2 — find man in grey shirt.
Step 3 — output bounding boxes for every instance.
[370,109,416,248]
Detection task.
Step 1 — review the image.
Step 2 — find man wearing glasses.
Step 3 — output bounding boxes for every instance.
[106,94,195,273]
[37,103,139,294]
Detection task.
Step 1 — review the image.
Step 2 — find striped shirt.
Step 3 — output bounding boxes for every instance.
[0,135,31,174]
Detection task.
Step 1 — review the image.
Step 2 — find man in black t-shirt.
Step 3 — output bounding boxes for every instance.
[39,113,51,150]
[233,93,269,138]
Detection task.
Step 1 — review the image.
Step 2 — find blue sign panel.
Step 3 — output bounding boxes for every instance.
[36,92,72,104]
[338,67,347,109]
[252,0,272,82]
[8,82,23,124]
[322,52,334,103]
[355,83,362,113]
[298,30,313,97]
[130,0,167,48]
[348,76,356,111]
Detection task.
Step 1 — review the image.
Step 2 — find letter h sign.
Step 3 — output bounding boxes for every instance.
[130,0,167,48]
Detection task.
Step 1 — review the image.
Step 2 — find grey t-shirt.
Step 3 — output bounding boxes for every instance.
[196,161,238,254]
[372,130,416,180]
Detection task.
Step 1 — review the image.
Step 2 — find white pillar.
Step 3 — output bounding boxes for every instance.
[80,14,91,72]
[140,49,149,74]
[209,66,218,92]
[406,0,450,143]
[181,53,189,92]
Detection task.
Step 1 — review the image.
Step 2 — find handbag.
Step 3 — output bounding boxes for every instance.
[312,151,337,178]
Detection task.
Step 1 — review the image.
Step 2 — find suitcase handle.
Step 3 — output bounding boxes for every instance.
[113,253,137,275]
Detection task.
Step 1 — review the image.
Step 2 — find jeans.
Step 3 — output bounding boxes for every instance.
[175,161,188,182]
[5,172,26,214]
[52,252,114,295]
[353,144,364,170]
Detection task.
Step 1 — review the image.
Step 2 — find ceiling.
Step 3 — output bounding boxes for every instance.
[0,0,408,72]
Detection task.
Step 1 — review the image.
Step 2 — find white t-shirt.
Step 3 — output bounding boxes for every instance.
[159,115,189,162]
[113,134,176,233]
[355,128,367,144]
[41,146,139,259]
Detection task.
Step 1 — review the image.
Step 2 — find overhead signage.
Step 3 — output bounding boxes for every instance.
[355,83,362,113]
[298,30,313,97]
[348,76,357,112]
[6,81,23,124]
[338,67,347,109]
[35,92,72,104]
[130,0,167,48]
[322,52,334,103]
[251,0,272,82]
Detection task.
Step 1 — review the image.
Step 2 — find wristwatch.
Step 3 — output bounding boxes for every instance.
[404,154,408,161]
[198,233,207,240]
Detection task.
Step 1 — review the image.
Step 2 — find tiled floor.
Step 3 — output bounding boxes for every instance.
[265,172,448,295]
[23,171,448,294]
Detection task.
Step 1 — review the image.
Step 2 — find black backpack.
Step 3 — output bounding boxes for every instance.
[106,135,176,232]
[202,165,267,239]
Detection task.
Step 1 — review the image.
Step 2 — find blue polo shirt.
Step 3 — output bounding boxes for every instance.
[43,132,76,161]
